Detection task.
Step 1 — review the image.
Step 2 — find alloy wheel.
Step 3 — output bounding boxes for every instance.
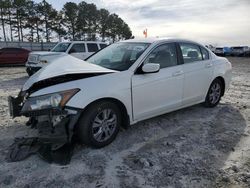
[209,82,221,104]
[92,109,117,142]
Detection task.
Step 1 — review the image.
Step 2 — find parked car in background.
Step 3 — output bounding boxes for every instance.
[246,48,250,57]
[231,46,249,56]
[214,47,232,56]
[25,41,107,76]
[9,38,232,148]
[214,47,224,56]
[223,47,232,56]
[0,48,30,66]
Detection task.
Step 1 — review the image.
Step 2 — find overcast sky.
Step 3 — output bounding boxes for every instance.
[30,0,250,45]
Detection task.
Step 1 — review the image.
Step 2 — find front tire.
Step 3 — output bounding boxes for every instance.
[77,101,121,148]
[204,79,223,107]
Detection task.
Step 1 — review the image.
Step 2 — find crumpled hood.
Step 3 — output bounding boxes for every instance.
[23,54,117,91]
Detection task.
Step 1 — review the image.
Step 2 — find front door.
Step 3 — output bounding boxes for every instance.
[132,43,184,121]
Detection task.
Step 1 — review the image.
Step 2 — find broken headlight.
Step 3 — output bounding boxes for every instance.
[21,88,80,112]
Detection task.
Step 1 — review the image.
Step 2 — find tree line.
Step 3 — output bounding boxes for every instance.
[0,0,133,42]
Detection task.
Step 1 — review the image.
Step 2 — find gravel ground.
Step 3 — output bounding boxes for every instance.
[0,57,249,188]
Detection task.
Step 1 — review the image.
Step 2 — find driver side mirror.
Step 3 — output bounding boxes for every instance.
[142,63,160,73]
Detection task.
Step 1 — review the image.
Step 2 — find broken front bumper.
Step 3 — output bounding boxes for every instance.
[8,94,82,146]
[8,96,23,118]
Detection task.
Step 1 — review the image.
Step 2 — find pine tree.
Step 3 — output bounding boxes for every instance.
[62,2,78,40]
[0,0,7,41]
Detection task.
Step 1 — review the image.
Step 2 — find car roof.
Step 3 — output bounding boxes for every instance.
[60,41,107,44]
[0,47,30,51]
[120,38,206,47]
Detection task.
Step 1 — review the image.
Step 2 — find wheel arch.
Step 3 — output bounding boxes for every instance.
[213,76,226,96]
[209,76,226,96]
[80,97,130,128]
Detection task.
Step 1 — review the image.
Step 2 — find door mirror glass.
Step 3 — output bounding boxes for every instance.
[142,63,160,73]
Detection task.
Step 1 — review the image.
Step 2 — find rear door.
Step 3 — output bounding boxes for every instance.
[178,42,214,106]
[132,42,184,121]
[68,43,87,60]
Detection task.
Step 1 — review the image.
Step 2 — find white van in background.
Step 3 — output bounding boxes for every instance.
[25,41,107,76]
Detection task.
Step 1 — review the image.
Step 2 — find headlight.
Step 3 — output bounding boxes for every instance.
[22,88,80,112]
[40,60,48,64]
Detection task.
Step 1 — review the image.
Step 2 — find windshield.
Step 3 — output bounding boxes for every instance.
[86,42,150,71]
[51,42,71,52]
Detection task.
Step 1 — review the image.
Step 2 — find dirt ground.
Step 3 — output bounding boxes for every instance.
[0,57,249,188]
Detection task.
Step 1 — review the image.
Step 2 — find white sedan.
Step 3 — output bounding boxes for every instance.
[9,38,232,148]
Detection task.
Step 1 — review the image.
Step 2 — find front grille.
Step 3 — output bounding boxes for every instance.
[27,62,37,65]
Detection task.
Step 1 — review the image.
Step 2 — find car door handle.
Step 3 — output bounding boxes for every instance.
[205,63,213,68]
[172,70,183,77]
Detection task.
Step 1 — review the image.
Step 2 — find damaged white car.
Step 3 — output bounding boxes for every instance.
[9,38,232,149]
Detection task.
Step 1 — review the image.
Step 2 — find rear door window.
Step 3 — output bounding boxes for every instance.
[87,43,99,52]
[179,43,203,63]
[69,43,86,53]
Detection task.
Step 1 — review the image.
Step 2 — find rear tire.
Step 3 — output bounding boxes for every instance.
[204,79,223,107]
[77,101,121,148]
